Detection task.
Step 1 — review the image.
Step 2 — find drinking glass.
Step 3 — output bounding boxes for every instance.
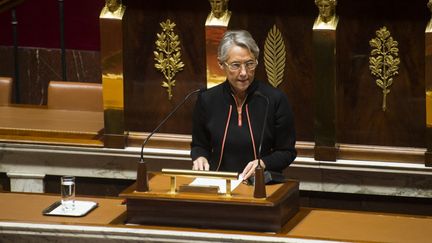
[61,176,75,211]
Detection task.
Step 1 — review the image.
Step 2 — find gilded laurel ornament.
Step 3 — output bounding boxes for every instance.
[154,19,185,100]
[264,25,286,88]
[369,26,400,112]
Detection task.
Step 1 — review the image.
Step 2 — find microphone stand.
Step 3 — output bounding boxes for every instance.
[253,91,269,198]
[136,88,202,192]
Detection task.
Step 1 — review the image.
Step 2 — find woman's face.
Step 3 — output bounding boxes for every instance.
[221,45,256,95]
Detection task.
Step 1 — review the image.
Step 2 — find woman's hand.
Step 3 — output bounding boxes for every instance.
[240,159,266,180]
[192,156,210,170]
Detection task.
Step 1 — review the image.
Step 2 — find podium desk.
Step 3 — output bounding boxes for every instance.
[0,106,104,147]
[120,173,300,232]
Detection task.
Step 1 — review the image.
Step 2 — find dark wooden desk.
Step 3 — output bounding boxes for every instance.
[120,174,300,232]
[0,106,104,146]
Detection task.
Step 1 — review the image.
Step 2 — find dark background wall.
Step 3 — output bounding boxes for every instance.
[0,0,430,149]
[121,0,429,149]
[0,0,104,106]
[0,0,103,50]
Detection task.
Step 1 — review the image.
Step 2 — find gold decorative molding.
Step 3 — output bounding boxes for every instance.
[427,0,432,32]
[369,26,400,112]
[100,0,125,19]
[264,25,286,88]
[206,0,231,26]
[313,0,338,30]
[154,19,185,100]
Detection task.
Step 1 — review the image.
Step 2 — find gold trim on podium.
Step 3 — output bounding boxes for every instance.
[161,168,239,196]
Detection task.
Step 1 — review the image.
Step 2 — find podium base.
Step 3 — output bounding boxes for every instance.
[120,174,299,232]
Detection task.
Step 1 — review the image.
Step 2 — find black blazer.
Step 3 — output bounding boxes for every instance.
[191,80,297,173]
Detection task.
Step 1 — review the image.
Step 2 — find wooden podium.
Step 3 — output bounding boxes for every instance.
[120,173,299,232]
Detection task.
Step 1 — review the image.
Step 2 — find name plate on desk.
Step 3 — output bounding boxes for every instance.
[120,174,299,232]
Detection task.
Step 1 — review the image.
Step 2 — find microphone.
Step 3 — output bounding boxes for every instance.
[136,87,205,192]
[253,90,269,198]
[249,91,287,187]
[254,91,270,164]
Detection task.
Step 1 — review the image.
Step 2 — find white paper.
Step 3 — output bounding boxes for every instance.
[47,200,97,216]
[189,175,243,193]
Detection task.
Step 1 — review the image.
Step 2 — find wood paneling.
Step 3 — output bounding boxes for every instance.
[123,0,315,139]
[0,47,101,105]
[337,0,427,147]
[1,0,429,153]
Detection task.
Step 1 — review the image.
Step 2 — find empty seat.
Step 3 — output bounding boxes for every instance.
[0,77,12,106]
[47,81,103,112]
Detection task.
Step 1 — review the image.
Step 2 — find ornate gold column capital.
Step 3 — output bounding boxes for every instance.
[100,0,125,19]
[206,0,231,26]
[313,0,338,30]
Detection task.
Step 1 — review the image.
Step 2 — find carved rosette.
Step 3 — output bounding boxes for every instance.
[154,19,185,100]
[369,26,400,112]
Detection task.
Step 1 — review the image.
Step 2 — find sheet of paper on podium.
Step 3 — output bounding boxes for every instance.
[189,175,243,193]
